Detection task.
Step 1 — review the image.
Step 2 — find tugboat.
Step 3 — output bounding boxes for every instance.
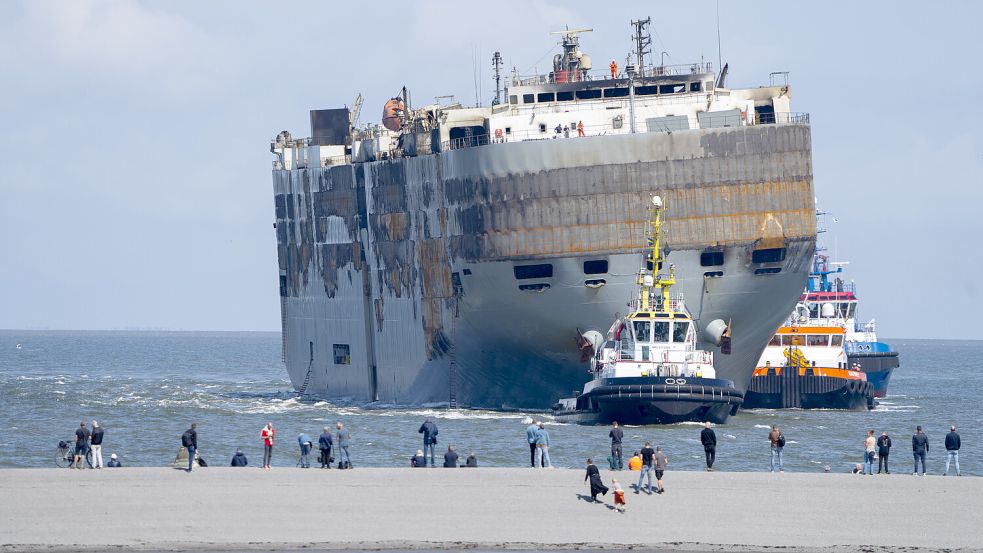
[743,312,874,410]
[551,196,744,425]
[800,252,899,397]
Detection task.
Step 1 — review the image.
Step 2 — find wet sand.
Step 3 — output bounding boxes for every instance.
[0,468,979,552]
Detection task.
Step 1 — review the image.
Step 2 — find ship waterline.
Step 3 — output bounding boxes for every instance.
[274,125,816,408]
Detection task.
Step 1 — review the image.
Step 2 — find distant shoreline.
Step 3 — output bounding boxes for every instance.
[1,468,979,552]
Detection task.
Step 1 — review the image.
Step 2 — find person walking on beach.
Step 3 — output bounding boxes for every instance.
[230,448,248,467]
[912,425,929,476]
[90,420,104,469]
[419,418,439,467]
[863,430,876,475]
[443,445,459,467]
[336,422,352,469]
[609,421,624,470]
[181,423,197,473]
[769,425,785,472]
[318,426,333,469]
[526,419,539,468]
[701,422,717,471]
[654,446,668,494]
[261,422,275,469]
[944,425,961,476]
[535,422,552,468]
[877,431,892,474]
[612,479,626,513]
[297,432,313,468]
[73,421,90,469]
[584,458,608,502]
[637,442,655,493]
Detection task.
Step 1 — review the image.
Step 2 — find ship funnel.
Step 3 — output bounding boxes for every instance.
[703,318,728,346]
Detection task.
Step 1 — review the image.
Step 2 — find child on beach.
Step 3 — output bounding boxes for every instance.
[612,479,626,513]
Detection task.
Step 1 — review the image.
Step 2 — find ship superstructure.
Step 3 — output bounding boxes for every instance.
[270,20,817,408]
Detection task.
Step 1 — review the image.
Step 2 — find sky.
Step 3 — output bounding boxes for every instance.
[0,0,980,339]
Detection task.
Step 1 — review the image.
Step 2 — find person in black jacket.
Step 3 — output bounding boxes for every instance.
[701,422,717,471]
[318,426,333,469]
[877,431,892,474]
[419,419,438,467]
[230,448,248,467]
[609,421,624,470]
[944,425,961,476]
[411,450,426,467]
[106,453,122,468]
[182,423,198,473]
[912,425,929,476]
[90,421,105,469]
[464,452,478,467]
[584,458,608,502]
[443,445,459,467]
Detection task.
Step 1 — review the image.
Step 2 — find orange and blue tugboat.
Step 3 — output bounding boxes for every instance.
[552,196,743,424]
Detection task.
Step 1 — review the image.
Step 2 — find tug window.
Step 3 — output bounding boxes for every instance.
[847,304,857,318]
[807,335,829,347]
[768,334,782,346]
[672,321,690,343]
[583,259,608,274]
[633,321,651,342]
[652,321,670,343]
[783,335,804,347]
[513,263,553,279]
[831,335,844,347]
[333,344,351,365]
[808,304,820,319]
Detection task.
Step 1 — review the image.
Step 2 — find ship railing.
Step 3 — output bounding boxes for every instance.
[510,62,714,86]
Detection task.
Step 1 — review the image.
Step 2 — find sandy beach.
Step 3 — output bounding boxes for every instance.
[0,467,980,552]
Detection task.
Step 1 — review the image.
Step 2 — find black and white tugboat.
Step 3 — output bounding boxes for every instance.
[552,196,744,425]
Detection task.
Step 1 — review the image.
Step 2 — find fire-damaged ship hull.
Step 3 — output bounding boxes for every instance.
[272,125,816,408]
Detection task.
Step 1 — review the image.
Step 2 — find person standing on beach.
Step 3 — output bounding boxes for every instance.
[863,430,876,475]
[181,423,197,473]
[261,422,275,469]
[297,432,312,468]
[877,431,892,474]
[609,421,624,470]
[769,425,785,472]
[535,422,552,468]
[526,419,539,468]
[584,458,608,502]
[912,425,929,476]
[419,419,439,467]
[654,446,668,494]
[944,425,961,476]
[318,426,333,469]
[443,445,459,467]
[637,442,655,493]
[73,421,90,469]
[701,422,717,471]
[336,422,352,469]
[90,420,104,469]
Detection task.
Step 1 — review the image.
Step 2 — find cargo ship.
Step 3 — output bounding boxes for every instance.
[552,196,743,424]
[269,19,817,408]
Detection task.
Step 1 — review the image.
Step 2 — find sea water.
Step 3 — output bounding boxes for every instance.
[0,330,979,475]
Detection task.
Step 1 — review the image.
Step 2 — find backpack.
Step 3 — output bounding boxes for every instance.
[777,434,786,448]
[181,431,193,447]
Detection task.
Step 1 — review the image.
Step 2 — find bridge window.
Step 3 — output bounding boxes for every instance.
[537,92,555,103]
[831,335,843,347]
[659,83,686,94]
[633,321,651,342]
[522,93,534,104]
[653,321,670,343]
[807,335,829,347]
[583,259,608,274]
[603,87,629,98]
[333,344,350,365]
[556,91,574,101]
[509,95,518,105]
[768,334,782,346]
[636,85,659,96]
[700,251,724,266]
[752,247,786,263]
[513,263,553,279]
[783,334,804,347]
[576,89,602,100]
[672,321,689,343]
[690,82,702,92]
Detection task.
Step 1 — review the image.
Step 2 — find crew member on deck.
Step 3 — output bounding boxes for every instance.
[610,59,618,79]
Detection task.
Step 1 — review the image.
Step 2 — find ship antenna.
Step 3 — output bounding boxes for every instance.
[492,51,503,106]
[639,195,675,314]
[716,0,723,74]
[631,17,652,78]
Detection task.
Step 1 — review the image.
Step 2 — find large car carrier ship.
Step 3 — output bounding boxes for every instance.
[270,20,817,408]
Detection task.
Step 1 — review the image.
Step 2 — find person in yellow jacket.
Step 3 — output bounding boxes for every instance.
[627,451,642,471]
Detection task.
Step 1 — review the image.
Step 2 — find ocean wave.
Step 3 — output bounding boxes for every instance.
[753,424,772,429]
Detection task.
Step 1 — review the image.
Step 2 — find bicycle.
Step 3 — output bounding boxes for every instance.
[55,440,93,468]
